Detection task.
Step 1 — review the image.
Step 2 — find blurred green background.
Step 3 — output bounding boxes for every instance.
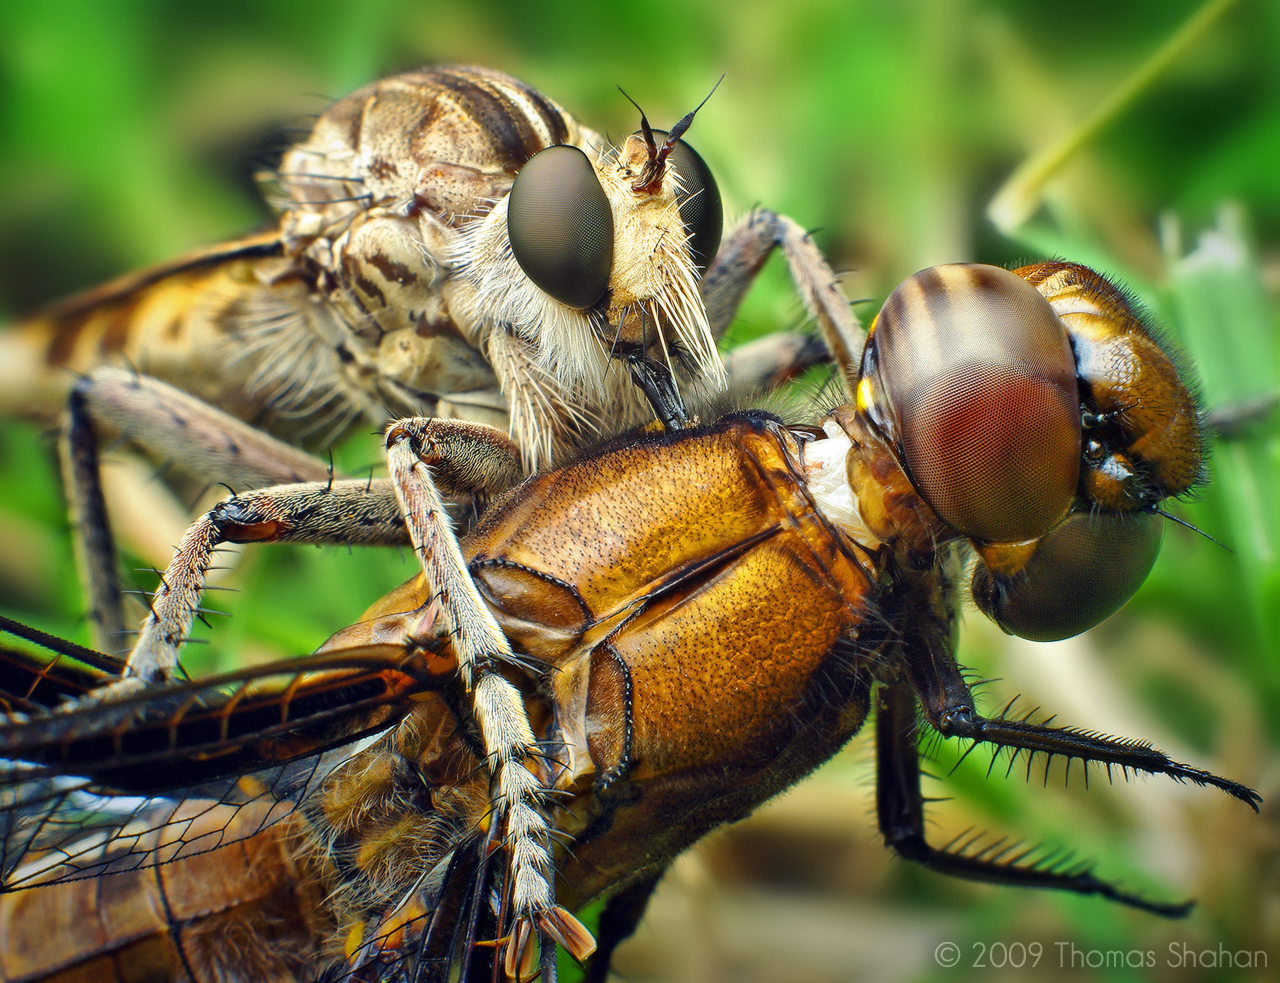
[1,0,1278,980]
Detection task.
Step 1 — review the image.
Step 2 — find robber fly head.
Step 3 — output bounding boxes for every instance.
[453,82,726,434]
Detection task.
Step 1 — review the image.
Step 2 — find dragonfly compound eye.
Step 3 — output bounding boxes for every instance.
[508,145,614,308]
[864,263,1081,543]
[971,510,1163,641]
[648,130,724,274]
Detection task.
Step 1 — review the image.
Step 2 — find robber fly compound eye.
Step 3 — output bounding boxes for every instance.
[507,145,615,308]
[507,131,724,310]
[646,130,724,275]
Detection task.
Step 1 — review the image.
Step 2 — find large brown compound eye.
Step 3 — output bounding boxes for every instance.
[868,264,1082,543]
[648,130,723,274]
[508,145,614,308]
[972,511,1163,641]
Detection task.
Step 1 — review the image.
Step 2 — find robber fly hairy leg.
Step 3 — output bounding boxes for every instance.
[63,368,335,651]
[122,480,407,686]
[62,382,128,651]
[120,416,527,687]
[68,368,334,490]
[720,331,832,393]
[383,418,593,975]
[703,209,862,390]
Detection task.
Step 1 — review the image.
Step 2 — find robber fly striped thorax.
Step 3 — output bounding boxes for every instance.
[0,261,1257,983]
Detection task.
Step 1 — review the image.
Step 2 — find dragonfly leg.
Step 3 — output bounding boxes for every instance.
[876,680,1199,916]
[582,871,664,983]
[898,634,1262,811]
[877,612,1261,914]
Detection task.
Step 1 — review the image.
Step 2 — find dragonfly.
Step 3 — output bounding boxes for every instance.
[0,260,1258,983]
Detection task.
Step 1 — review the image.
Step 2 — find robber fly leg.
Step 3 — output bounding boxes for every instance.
[74,368,335,487]
[62,382,127,651]
[126,417,525,687]
[702,209,863,395]
[876,680,1199,916]
[61,368,335,650]
[123,479,407,686]
[721,331,832,393]
[383,417,594,971]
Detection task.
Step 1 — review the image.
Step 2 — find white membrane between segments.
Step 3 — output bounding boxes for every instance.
[802,420,882,551]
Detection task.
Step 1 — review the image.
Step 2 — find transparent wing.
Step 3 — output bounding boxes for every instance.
[0,625,526,982]
[0,629,439,891]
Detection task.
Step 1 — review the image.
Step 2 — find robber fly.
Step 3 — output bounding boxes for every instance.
[0,64,855,649]
[0,261,1258,983]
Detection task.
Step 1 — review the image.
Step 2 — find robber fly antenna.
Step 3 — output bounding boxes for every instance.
[617,86,657,156]
[1156,507,1230,550]
[665,74,724,146]
[623,75,724,194]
